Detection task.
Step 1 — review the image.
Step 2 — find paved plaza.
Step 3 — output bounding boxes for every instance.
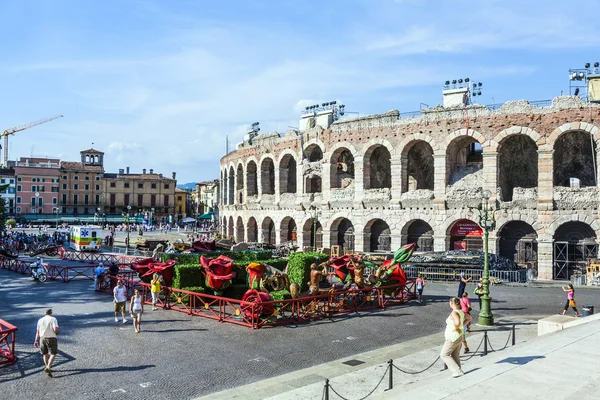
[0,262,598,400]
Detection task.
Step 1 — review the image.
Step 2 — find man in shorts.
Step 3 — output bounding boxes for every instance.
[34,308,59,377]
[113,280,128,323]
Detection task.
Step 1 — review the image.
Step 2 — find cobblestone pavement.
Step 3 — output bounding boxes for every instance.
[0,265,598,400]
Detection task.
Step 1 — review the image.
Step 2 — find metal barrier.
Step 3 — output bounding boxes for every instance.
[404,266,527,283]
[0,319,18,365]
[0,258,33,275]
[98,277,416,329]
[60,248,145,265]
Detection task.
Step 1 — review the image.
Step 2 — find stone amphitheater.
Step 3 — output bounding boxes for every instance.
[219,94,600,281]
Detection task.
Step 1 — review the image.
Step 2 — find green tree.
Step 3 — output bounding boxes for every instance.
[0,184,8,235]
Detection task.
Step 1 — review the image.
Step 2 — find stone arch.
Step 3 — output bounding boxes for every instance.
[497,220,537,267]
[401,139,434,192]
[302,139,326,159]
[553,220,598,280]
[401,219,434,251]
[446,218,483,251]
[492,126,541,148]
[247,217,258,242]
[553,130,598,187]
[329,217,355,251]
[262,217,276,244]
[222,169,228,205]
[228,216,234,239]
[302,217,323,250]
[222,216,227,236]
[228,166,235,205]
[446,131,484,186]
[497,134,538,201]
[330,147,355,189]
[304,143,324,162]
[236,163,244,204]
[279,216,297,243]
[278,151,298,194]
[260,157,275,195]
[364,144,392,189]
[544,122,600,150]
[363,218,391,252]
[236,216,245,243]
[549,215,600,235]
[246,159,258,197]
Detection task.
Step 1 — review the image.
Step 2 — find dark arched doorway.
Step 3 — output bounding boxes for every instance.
[553,221,597,280]
[262,217,276,244]
[405,220,434,251]
[247,217,258,242]
[366,219,391,252]
[498,221,537,268]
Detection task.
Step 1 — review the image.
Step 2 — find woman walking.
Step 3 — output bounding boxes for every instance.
[415,274,425,304]
[130,288,144,333]
[457,272,471,298]
[440,297,472,378]
[561,284,581,317]
[151,273,163,311]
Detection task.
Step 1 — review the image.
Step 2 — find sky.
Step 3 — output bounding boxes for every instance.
[1,0,599,183]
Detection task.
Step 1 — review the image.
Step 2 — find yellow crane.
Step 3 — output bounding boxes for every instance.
[0,115,64,166]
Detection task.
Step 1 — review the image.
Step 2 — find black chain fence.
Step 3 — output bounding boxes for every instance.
[321,325,515,400]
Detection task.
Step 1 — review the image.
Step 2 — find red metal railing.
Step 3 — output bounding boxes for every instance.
[98,277,416,329]
[0,319,18,365]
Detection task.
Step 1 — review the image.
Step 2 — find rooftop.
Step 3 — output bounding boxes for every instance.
[60,161,104,172]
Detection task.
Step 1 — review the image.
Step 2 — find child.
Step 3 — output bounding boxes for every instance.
[415,274,425,304]
[460,292,472,333]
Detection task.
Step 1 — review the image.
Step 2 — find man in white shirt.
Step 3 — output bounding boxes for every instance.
[113,280,128,323]
[34,308,59,377]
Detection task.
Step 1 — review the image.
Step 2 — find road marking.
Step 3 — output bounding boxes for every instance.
[139,382,152,388]
[332,340,342,343]
[346,336,356,340]
[248,357,267,362]
[112,389,126,393]
[406,322,415,326]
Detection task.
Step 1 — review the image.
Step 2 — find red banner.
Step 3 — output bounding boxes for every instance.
[450,220,482,237]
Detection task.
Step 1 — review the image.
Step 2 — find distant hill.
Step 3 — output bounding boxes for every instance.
[177,182,197,190]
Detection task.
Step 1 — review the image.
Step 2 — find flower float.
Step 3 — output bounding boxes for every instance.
[200,255,235,295]
[131,258,179,285]
[246,262,268,291]
[375,243,416,286]
[241,289,275,320]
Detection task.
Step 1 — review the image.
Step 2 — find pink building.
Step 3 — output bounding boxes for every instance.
[14,157,61,216]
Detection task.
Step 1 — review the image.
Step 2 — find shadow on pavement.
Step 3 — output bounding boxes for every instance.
[55,364,155,377]
[496,355,545,365]
[141,328,206,333]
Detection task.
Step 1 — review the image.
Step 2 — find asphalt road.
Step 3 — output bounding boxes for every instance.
[0,265,598,400]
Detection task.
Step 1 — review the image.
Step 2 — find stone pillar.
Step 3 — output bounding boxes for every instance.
[537,235,554,280]
[433,154,446,210]
[433,235,447,251]
[390,158,402,207]
[257,166,263,201]
[258,228,265,244]
[488,232,498,255]
[321,229,331,249]
[322,162,332,202]
[482,151,498,202]
[355,229,366,252]
[353,156,365,207]
[274,164,281,205]
[537,150,553,212]
[390,231,402,251]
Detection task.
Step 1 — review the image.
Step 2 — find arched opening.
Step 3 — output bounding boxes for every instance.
[448,219,483,250]
[553,131,598,187]
[404,220,434,251]
[446,136,483,185]
[280,216,297,244]
[236,164,244,204]
[331,148,355,189]
[222,216,227,236]
[498,221,537,268]
[553,221,597,280]
[305,175,322,193]
[262,217,276,244]
[279,154,297,194]
[246,161,258,197]
[228,167,235,205]
[305,144,323,162]
[303,218,323,250]
[365,219,391,252]
[247,217,258,242]
[260,158,275,195]
[403,141,434,192]
[330,217,355,252]
[498,135,538,201]
[222,170,228,205]
[228,216,234,239]
[364,145,391,189]
[236,217,244,243]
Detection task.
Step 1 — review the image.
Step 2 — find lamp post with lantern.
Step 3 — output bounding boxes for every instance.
[122,205,131,254]
[475,189,495,326]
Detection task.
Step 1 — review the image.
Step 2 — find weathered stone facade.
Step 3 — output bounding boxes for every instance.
[220,96,600,281]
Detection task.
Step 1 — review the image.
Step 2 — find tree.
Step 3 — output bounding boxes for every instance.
[0,184,8,235]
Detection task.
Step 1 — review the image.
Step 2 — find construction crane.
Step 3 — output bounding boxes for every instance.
[0,115,64,166]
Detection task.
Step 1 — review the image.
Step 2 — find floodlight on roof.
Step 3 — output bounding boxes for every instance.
[465,78,470,83]
[574,88,580,96]
[595,62,599,68]
[452,80,457,84]
[445,80,450,85]
[458,79,463,83]
[585,63,591,68]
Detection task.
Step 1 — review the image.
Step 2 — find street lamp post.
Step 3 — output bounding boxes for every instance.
[122,205,131,255]
[53,208,60,230]
[476,190,495,326]
[309,206,321,252]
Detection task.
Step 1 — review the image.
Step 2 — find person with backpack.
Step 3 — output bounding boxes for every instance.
[415,274,425,303]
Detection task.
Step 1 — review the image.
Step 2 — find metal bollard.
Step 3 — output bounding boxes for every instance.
[512,324,516,346]
[386,359,394,391]
[324,379,330,400]
[483,331,488,356]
